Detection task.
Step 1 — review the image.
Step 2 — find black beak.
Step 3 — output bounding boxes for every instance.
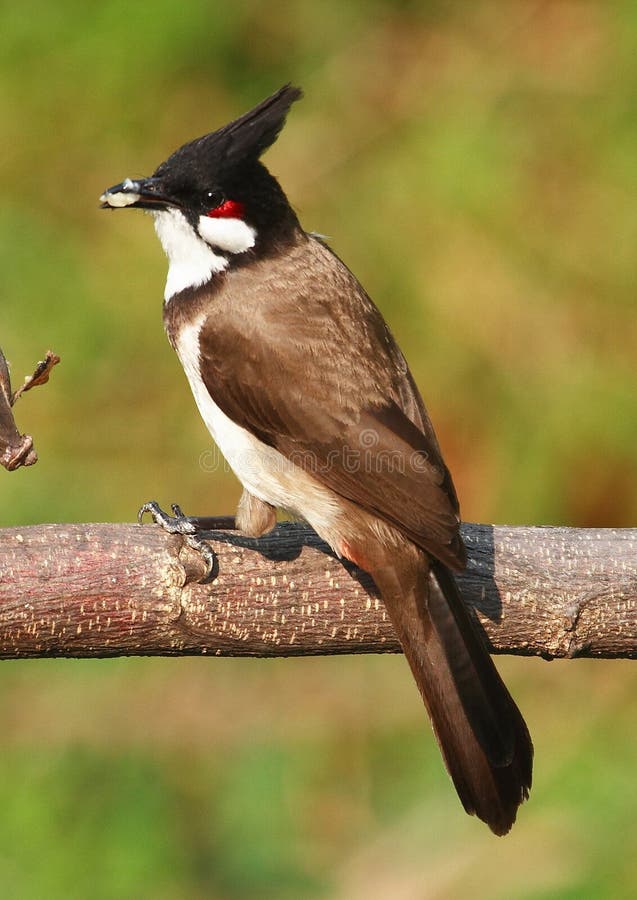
[99,176,175,211]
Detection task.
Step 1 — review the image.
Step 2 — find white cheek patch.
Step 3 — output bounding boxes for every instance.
[152,208,228,302]
[197,215,256,254]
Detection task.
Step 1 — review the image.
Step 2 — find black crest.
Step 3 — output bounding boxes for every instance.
[217,84,302,165]
[154,85,302,185]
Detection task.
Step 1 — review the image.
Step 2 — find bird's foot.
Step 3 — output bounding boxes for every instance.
[138,501,216,583]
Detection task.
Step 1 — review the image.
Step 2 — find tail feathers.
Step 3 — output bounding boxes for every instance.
[376,559,533,836]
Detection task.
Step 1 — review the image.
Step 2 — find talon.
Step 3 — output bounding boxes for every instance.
[137,500,216,582]
[138,500,161,525]
[184,534,216,583]
[137,500,195,534]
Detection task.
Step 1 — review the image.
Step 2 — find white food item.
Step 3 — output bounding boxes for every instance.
[100,190,141,208]
[100,178,141,207]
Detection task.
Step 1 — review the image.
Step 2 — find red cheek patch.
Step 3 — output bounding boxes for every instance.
[206,199,245,219]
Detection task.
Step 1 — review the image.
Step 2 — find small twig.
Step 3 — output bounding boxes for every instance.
[0,346,60,471]
[11,349,60,404]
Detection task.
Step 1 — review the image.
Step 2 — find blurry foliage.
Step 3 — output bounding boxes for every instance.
[1,1,636,897]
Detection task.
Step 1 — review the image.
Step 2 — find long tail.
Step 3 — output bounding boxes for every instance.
[373,555,533,835]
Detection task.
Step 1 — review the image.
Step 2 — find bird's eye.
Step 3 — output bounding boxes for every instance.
[205,190,224,209]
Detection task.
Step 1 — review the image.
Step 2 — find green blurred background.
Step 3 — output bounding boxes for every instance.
[2,1,637,897]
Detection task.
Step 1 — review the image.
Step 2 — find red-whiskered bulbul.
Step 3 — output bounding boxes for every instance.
[100,85,532,834]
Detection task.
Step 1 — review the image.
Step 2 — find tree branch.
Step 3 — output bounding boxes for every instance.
[1,521,635,660]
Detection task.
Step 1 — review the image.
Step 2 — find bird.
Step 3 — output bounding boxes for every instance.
[100,84,532,834]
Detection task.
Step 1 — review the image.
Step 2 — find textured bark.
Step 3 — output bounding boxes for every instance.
[0,521,635,660]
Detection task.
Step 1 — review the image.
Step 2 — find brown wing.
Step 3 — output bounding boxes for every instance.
[198,236,465,570]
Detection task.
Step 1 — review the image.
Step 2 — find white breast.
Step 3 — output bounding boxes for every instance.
[174,317,342,541]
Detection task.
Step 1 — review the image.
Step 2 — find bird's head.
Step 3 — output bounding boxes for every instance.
[100,84,302,299]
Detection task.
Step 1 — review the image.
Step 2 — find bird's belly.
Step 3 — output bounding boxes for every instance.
[174,320,342,538]
[193,379,297,509]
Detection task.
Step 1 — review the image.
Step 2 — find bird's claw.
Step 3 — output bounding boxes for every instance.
[137,500,215,583]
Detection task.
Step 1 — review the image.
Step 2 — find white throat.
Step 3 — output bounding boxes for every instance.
[152,208,256,302]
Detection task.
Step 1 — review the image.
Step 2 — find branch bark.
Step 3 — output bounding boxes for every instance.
[0,521,635,660]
